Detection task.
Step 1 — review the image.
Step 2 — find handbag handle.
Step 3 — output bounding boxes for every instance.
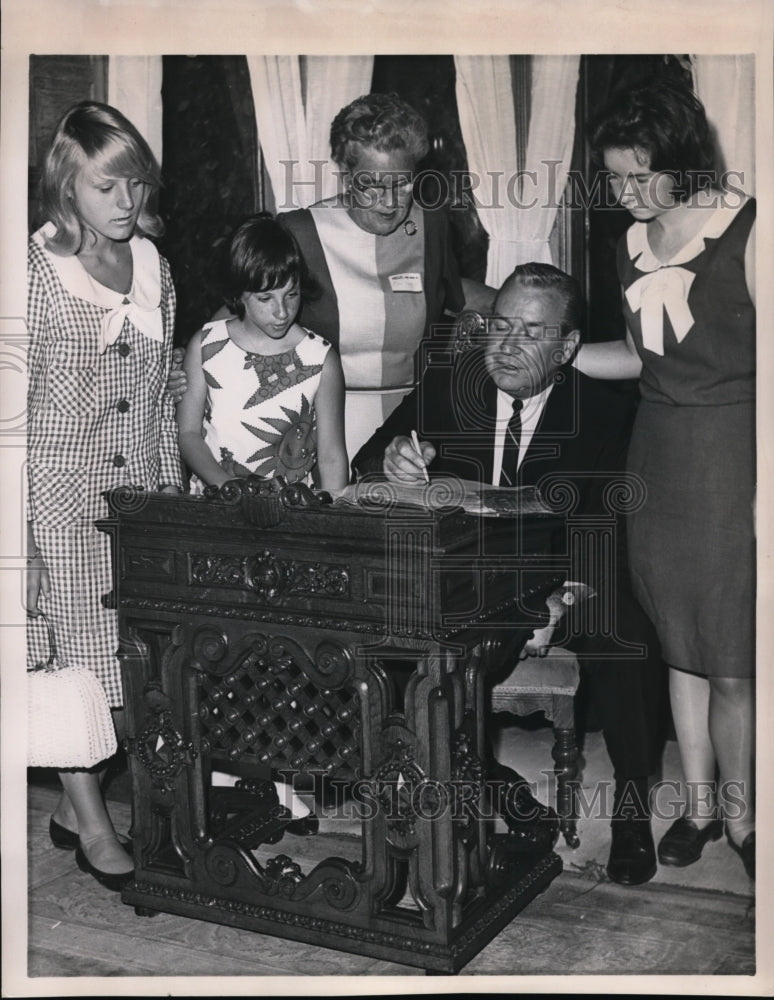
[28,611,57,671]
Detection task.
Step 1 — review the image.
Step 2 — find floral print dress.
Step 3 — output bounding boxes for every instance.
[191,319,332,490]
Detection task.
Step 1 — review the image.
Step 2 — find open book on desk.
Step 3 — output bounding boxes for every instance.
[329,477,555,517]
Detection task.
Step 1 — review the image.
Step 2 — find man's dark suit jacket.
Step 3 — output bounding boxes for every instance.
[352,349,664,780]
[352,349,636,626]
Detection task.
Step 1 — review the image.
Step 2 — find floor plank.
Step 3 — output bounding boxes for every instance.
[25,780,756,980]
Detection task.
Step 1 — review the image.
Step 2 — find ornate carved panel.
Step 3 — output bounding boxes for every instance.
[189,550,350,602]
[194,631,361,777]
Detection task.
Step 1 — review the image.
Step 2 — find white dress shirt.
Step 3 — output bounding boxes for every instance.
[490,384,554,485]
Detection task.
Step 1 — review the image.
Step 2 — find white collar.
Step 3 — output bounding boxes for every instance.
[34,222,163,352]
[496,383,554,422]
[626,199,747,272]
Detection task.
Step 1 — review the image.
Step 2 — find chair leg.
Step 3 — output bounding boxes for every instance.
[552,725,580,848]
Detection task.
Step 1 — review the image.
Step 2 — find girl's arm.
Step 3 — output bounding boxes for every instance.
[313,348,349,490]
[175,330,232,488]
[572,325,643,381]
[26,519,50,615]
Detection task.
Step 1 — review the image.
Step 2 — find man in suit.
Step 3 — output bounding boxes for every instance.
[352,262,665,886]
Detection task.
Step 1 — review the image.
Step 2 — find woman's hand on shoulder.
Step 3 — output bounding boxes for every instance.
[166,346,187,402]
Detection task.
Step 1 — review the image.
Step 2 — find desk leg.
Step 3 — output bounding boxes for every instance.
[552,726,580,848]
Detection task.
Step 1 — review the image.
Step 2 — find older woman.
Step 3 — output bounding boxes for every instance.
[171,93,493,460]
[279,92,489,459]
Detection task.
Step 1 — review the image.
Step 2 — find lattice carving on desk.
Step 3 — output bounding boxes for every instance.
[196,634,362,777]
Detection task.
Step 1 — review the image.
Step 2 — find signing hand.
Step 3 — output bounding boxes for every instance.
[383,435,436,484]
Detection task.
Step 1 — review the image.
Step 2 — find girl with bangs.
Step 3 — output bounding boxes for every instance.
[26,101,183,891]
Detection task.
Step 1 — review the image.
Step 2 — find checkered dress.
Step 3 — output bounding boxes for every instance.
[26,225,183,707]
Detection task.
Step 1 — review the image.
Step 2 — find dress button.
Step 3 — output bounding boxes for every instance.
[112,454,126,468]
[116,399,130,413]
[118,343,131,357]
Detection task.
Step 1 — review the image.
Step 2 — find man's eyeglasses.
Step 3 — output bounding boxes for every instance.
[486,316,565,341]
[455,310,566,352]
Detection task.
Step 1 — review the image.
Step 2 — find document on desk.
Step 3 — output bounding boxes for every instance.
[330,478,554,517]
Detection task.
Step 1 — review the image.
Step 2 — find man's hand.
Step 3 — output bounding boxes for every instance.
[518,582,595,658]
[167,347,187,402]
[383,435,436,484]
[519,622,556,659]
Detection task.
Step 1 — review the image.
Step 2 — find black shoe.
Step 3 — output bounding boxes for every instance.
[727,830,755,880]
[607,817,657,885]
[75,843,134,892]
[50,816,130,850]
[49,816,79,850]
[657,816,723,867]
[501,784,560,852]
[285,815,319,836]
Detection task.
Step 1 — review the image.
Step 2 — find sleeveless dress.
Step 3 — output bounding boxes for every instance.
[279,199,464,459]
[619,198,755,678]
[192,319,332,490]
[26,223,182,707]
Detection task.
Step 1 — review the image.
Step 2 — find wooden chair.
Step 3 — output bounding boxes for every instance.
[491,646,581,847]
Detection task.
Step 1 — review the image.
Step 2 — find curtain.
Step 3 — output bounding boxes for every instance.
[454,56,520,287]
[517,57,579,269]
[108,56,163,166]
[692,55,755,195]
[246,56,373,211]
[455,55,579,285]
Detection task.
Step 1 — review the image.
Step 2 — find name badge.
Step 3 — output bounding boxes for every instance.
[389,272,423,293]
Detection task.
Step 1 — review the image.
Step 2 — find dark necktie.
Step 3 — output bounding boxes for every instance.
[499,398,523,487]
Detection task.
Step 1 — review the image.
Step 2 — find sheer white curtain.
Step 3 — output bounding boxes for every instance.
[455,55,579,285]
[108,56,163,165]
[517,57,579,268]
[247,56,373,211]
[454,56,520,286]
[692,55,755,195]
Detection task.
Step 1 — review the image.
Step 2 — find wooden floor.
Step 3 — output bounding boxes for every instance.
[24,781,755,982]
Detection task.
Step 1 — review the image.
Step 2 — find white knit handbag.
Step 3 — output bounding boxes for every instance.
[27,613,118,768]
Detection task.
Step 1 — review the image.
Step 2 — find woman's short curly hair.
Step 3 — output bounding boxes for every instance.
[330,92,429,170]
[40,101,163,255]
[589,79,717,201]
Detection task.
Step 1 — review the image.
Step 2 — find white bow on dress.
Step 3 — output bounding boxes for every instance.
[625,266,696,357]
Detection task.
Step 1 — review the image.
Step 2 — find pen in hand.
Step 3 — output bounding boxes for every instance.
[411,430,430,483]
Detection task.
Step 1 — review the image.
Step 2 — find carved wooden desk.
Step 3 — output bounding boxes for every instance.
[101,480,565,974]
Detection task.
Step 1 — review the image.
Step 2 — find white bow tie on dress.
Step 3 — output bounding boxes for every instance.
[625,266,696,357]
[98,291,163,355]
[35,223,164,355]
